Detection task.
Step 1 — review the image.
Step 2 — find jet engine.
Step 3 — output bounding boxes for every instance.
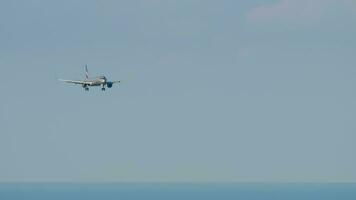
[107,82,113,88]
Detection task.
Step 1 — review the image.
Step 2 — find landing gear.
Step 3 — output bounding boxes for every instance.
[102,87,106,91]
[83,84,89,91]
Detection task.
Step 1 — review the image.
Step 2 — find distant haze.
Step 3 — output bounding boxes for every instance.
[0,0,355,182]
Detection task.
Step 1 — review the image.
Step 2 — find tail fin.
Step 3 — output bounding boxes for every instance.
[85,65,89,79]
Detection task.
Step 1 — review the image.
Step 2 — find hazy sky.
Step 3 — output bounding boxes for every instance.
[0,0,355,182]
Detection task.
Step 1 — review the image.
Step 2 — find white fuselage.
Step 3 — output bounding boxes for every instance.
[83,76,107,87]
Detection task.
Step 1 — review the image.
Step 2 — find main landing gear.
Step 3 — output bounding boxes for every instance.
[101,84,106,91]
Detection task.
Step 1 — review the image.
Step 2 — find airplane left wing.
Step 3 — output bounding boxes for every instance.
[58,79,87,85]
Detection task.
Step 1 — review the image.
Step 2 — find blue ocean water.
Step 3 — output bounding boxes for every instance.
[0,183,355,200]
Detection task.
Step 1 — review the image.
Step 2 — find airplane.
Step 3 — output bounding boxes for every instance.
[59,65,121,91]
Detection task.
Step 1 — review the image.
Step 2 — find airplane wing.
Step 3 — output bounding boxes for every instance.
[58,79,87,85]
[106,80,121,88]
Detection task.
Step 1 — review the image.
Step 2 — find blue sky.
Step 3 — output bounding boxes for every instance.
[0,0,355,182]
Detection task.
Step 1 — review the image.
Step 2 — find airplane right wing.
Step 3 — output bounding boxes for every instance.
[58,79,87,85]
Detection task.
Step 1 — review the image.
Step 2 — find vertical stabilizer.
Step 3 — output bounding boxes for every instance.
[85,65,89,79]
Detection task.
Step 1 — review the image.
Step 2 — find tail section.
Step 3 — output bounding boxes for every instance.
[85,65,89,79]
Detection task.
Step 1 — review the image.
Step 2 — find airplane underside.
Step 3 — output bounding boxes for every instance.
[82,82,114,91]
[83,85,104,91]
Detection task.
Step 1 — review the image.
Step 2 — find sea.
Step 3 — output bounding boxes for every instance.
[0,183,355,200]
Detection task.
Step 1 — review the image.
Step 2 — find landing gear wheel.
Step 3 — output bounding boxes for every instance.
[85,87,89,91]
[102,87,106,91]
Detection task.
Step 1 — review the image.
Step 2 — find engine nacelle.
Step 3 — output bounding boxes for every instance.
[107,82,113,88]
